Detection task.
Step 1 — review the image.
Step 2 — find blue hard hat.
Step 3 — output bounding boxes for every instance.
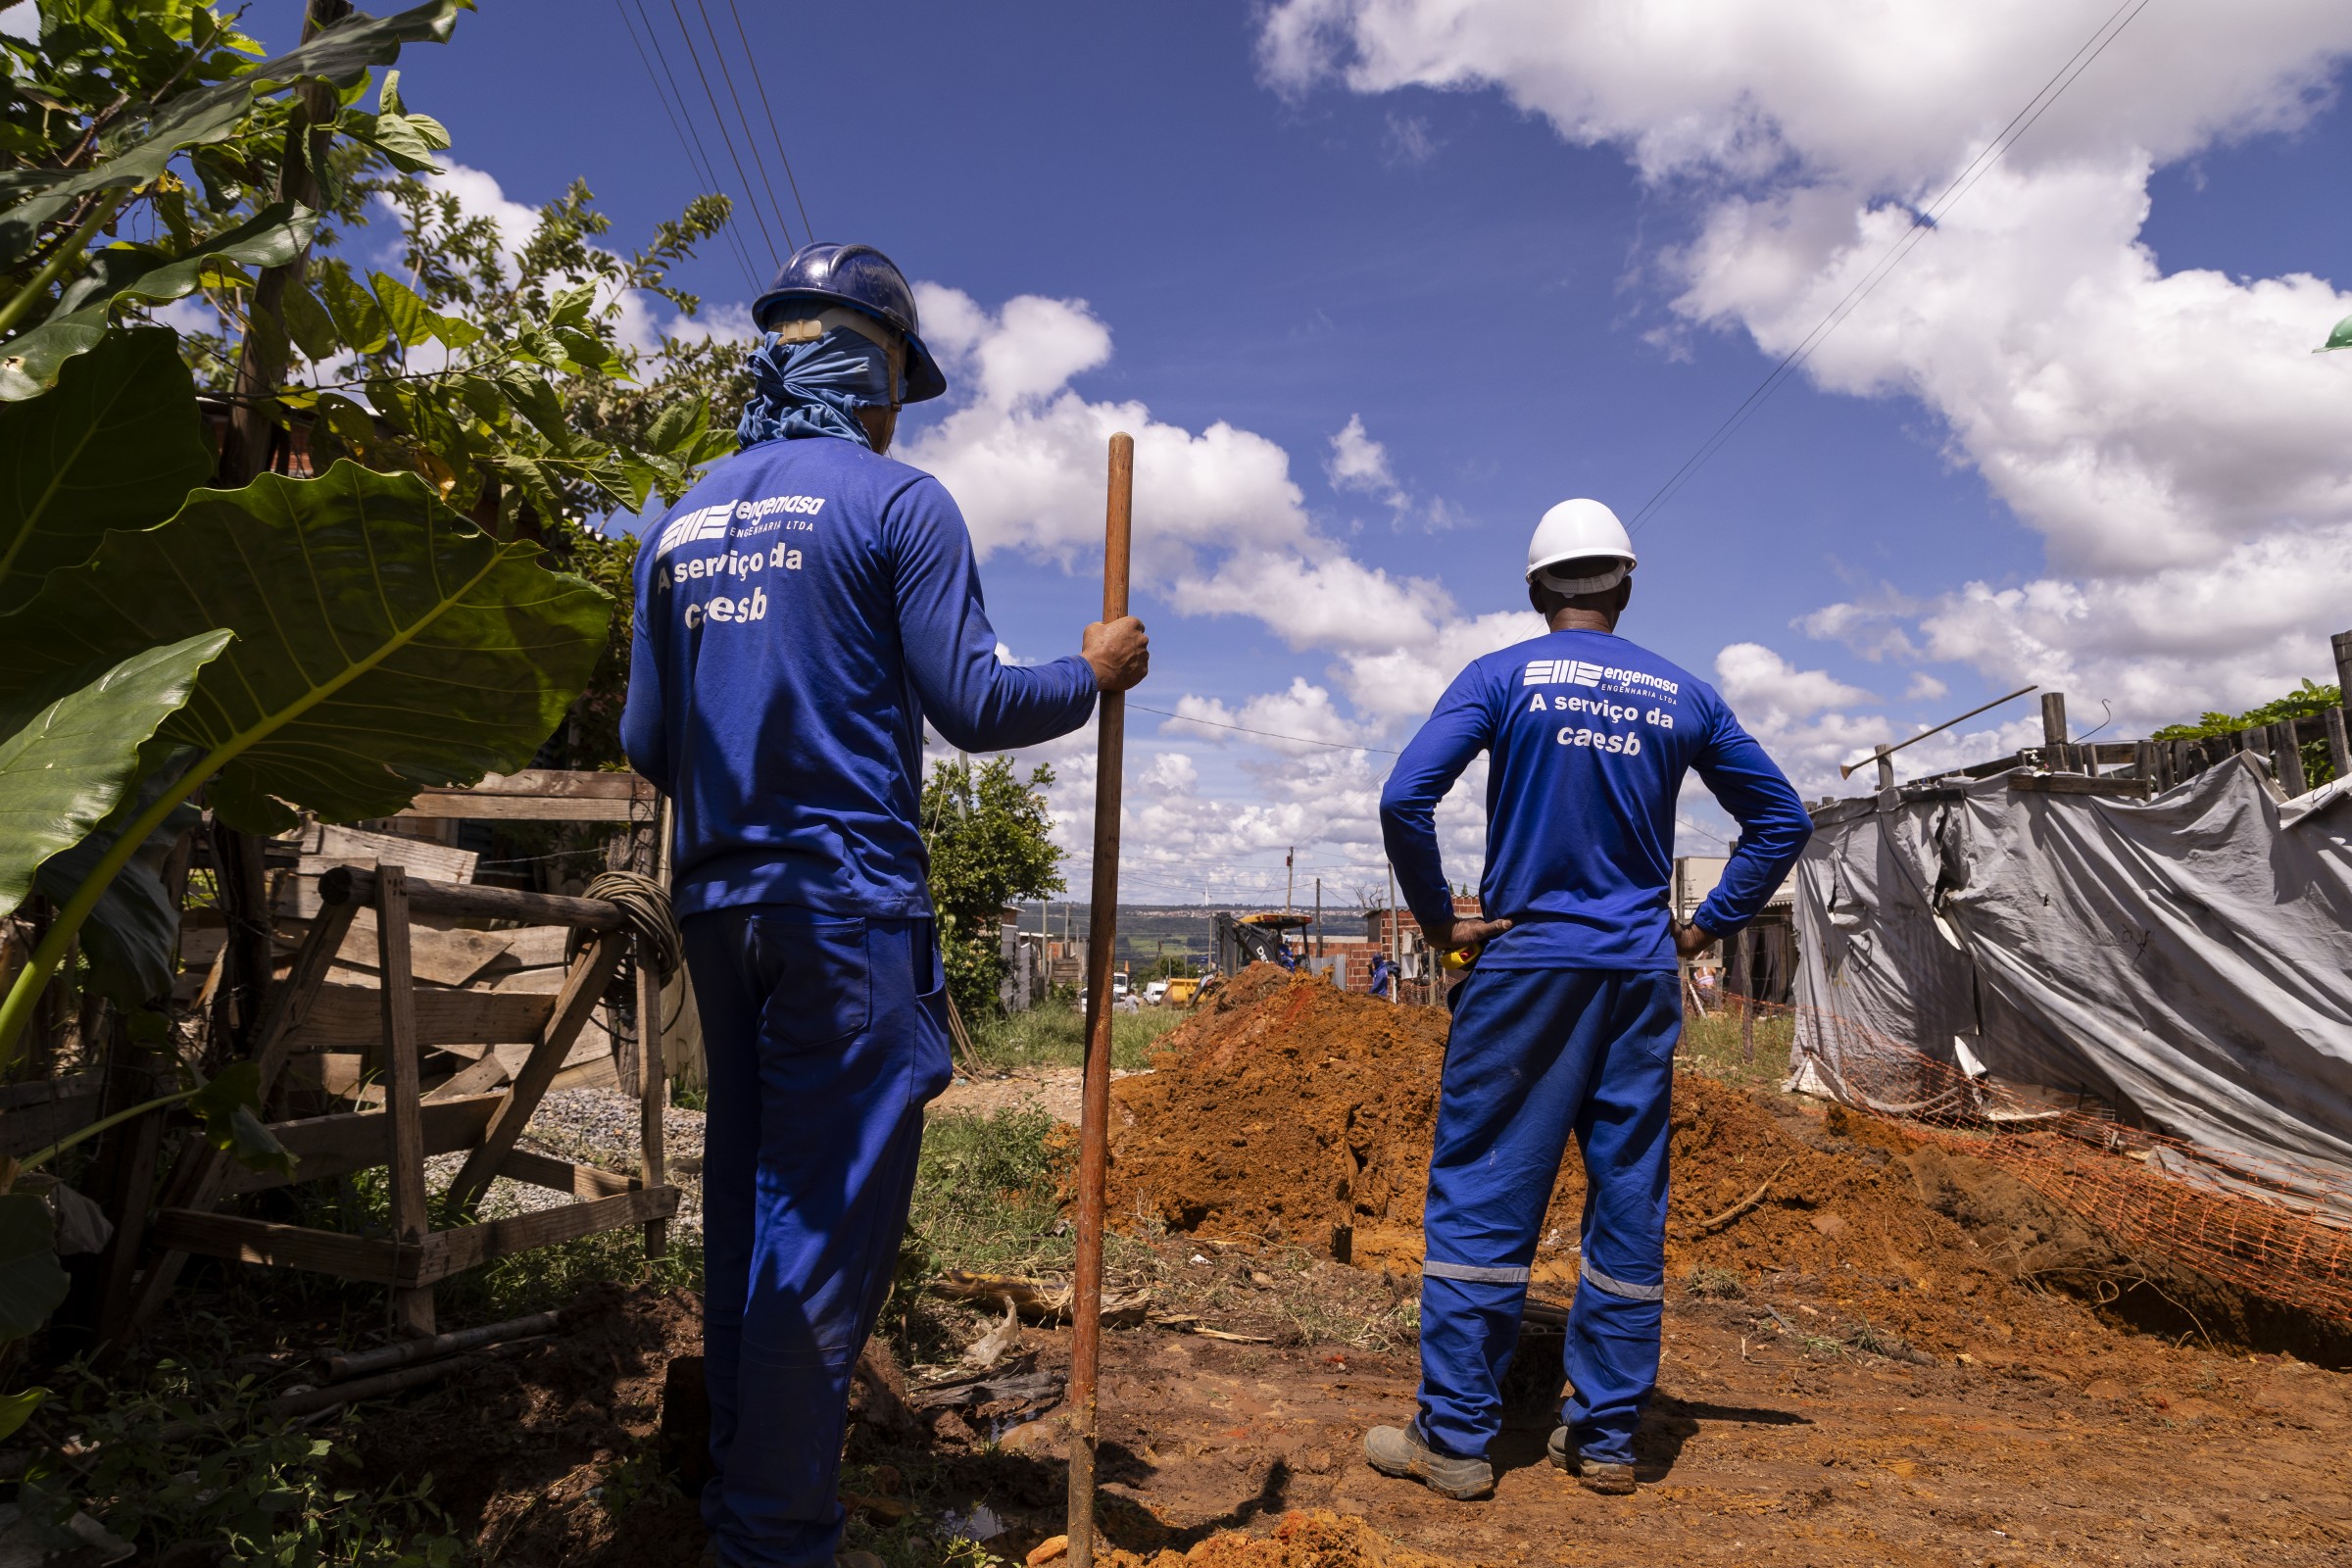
[750,241,947,404]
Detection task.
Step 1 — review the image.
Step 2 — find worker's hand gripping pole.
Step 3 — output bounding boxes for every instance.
[1067,431,1133,1568]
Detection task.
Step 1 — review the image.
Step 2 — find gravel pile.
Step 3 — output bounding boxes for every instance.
[424,1087,709,1238]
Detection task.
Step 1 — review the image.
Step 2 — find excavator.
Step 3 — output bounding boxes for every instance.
[1213,911,1312,974]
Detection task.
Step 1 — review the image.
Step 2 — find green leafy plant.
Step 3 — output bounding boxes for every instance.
[921,758,1067,1019]
[2152,677,2340,787]
[0,0,757,1388]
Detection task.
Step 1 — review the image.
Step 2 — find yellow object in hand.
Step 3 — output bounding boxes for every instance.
[1440,942,1482,971]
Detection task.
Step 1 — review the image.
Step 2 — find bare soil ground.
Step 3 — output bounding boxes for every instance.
[330,1250,2348,1566]
[154,967,2352,1565]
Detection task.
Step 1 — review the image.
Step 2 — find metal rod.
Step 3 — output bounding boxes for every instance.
[1839,683,2038,778]
[1066,432,1134,1568]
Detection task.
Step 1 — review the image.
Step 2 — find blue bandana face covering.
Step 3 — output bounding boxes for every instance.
[737,325,898,451]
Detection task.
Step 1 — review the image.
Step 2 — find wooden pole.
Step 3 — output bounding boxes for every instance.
[376,866,435,1337]
[1067,432,1134,1568]
[1873,743,1894,791]
[2039,692,2069,771]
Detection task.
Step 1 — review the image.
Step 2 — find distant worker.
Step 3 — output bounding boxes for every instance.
[1366,498,1809,1499]
[621,242,1149,1568]
[1369,952,1396,1000]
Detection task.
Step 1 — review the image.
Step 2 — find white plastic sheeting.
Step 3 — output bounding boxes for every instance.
[1790,757,2352,1181]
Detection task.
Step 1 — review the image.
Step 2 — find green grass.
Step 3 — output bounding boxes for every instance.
[1677,1003,1794,1091]
[965,1003,1185,1072]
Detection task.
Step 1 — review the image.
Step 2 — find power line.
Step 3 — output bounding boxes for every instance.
[662,0,784,267]
[1627,0,2159,534]
[617,0,762,291]
[1128,702,1400,755]
[687,0,799,253]
[721,0,815,243]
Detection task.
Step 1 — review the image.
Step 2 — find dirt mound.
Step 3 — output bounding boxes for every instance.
[1107,968,2256,1358]
[1101,1510,1461,1567]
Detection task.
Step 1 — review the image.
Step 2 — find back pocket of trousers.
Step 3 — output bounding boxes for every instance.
[750,918,870,1049]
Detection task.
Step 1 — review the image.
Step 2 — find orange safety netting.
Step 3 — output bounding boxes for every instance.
[1713,996,2352,1326]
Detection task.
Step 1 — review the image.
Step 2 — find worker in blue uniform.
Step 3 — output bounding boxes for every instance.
[1366,499,1808,1499]
[621,242,1149,1568]
[1369,952,1396,1000]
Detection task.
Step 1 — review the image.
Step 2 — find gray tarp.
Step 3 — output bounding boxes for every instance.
[1790,756,2352,1187]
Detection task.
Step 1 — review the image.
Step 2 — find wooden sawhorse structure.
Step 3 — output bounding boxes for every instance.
[130,863,675,1337]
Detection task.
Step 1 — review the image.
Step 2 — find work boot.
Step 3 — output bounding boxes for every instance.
[1547,1426,1636,1494]
[1363,1424,1494,1500]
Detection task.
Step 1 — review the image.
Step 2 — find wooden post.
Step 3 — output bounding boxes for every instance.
[2133,740,2157,787]
[376,866,435,1337]
[637,931,668,1261]
[1313,877,1322,961]
[1067,433,1134,1568]
[2039,692,2068,770]
[1873,743,1894,790]
[1735,927,1755,1063]
[2328,708,2351,786]
[2274,719,2309,798]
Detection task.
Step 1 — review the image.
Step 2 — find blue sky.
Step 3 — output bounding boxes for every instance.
[257,1,2352,903]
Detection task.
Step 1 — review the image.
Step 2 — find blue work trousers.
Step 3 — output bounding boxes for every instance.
[1415,965,1680,1468]
[684,907,952,1568]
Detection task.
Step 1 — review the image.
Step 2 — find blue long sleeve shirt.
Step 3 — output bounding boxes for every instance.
[1380,628,1811,971]
[620,436,1099,920]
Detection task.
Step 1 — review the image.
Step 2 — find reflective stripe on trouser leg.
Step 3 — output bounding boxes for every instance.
[1560,1277,1663,1468]
[687,911,953,1568]
[1559,968,1680,1470]
[1414,966,1616,1459]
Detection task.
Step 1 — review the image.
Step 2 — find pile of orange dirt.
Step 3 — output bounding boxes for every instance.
[1096,1509,1461,1567]
[1106,964,2313,1358]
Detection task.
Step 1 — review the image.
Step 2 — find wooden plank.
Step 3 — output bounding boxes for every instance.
[422,1053,511,1104]
[492,926,574,969]
[444,935,625,1214]
[2008,773,2151,799]
[377,865,436,1336]
[296,984,555,1050]
[413,1187,679,1284]
[148,1209,417,1285]
[394,794,650,822]
[499,1149,640,1200]
[220,1093,508,1195]
[326,909,512,987]
[318,867,627,931]
[0,1084,103,1160]
[309,822,479,883]
[438,768,653,800]
[393,771,657,824]
[480,965,567,995]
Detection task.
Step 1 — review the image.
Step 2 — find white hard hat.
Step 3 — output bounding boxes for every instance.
[1525,498,1637,594]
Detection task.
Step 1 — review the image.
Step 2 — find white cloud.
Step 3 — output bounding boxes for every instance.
[1259,1,2352,736]
[1328,413,1404,504]
[1904,672,1949,703]
[898,286,1536,738]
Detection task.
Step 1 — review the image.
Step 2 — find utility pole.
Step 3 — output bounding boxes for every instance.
[1313,877,1322,960]
[1285,847,1295,915]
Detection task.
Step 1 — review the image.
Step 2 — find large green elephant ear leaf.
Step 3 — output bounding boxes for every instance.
[0,462,612,831]
[0,632,232,919]
[0,1194,68,1343]
[0,328,211,612]
[34,747,204,1006]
